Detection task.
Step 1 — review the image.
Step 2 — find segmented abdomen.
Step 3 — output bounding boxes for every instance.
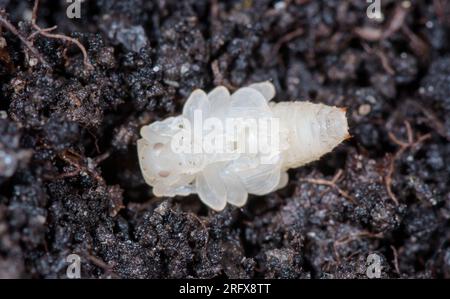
[272,101,349,170]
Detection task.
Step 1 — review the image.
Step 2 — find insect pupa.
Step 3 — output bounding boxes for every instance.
[137,81,349,211]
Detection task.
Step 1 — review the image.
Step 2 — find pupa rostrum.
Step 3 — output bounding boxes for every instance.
[137,81,349,211]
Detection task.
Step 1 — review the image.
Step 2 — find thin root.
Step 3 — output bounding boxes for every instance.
[333,231,384,262]
[56,149,109,185]
[211,60,235,90]
[271,27,304,57]
[391,245,401,275]
[0,9,49,67]
[31,0,93,70]
[385,121,432,205]
[301,169,356,204]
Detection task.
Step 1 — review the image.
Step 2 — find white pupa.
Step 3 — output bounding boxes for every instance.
[137,81,349,211]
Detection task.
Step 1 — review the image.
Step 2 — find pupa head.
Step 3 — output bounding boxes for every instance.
[137,116,203,197]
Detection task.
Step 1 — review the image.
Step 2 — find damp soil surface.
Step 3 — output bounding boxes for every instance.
[0,0,449,278]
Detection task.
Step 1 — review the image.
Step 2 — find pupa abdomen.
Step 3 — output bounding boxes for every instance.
[137,81,349,211]
[273,101,349,170]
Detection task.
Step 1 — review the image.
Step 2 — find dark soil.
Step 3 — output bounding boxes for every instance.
[0,0,449,278]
